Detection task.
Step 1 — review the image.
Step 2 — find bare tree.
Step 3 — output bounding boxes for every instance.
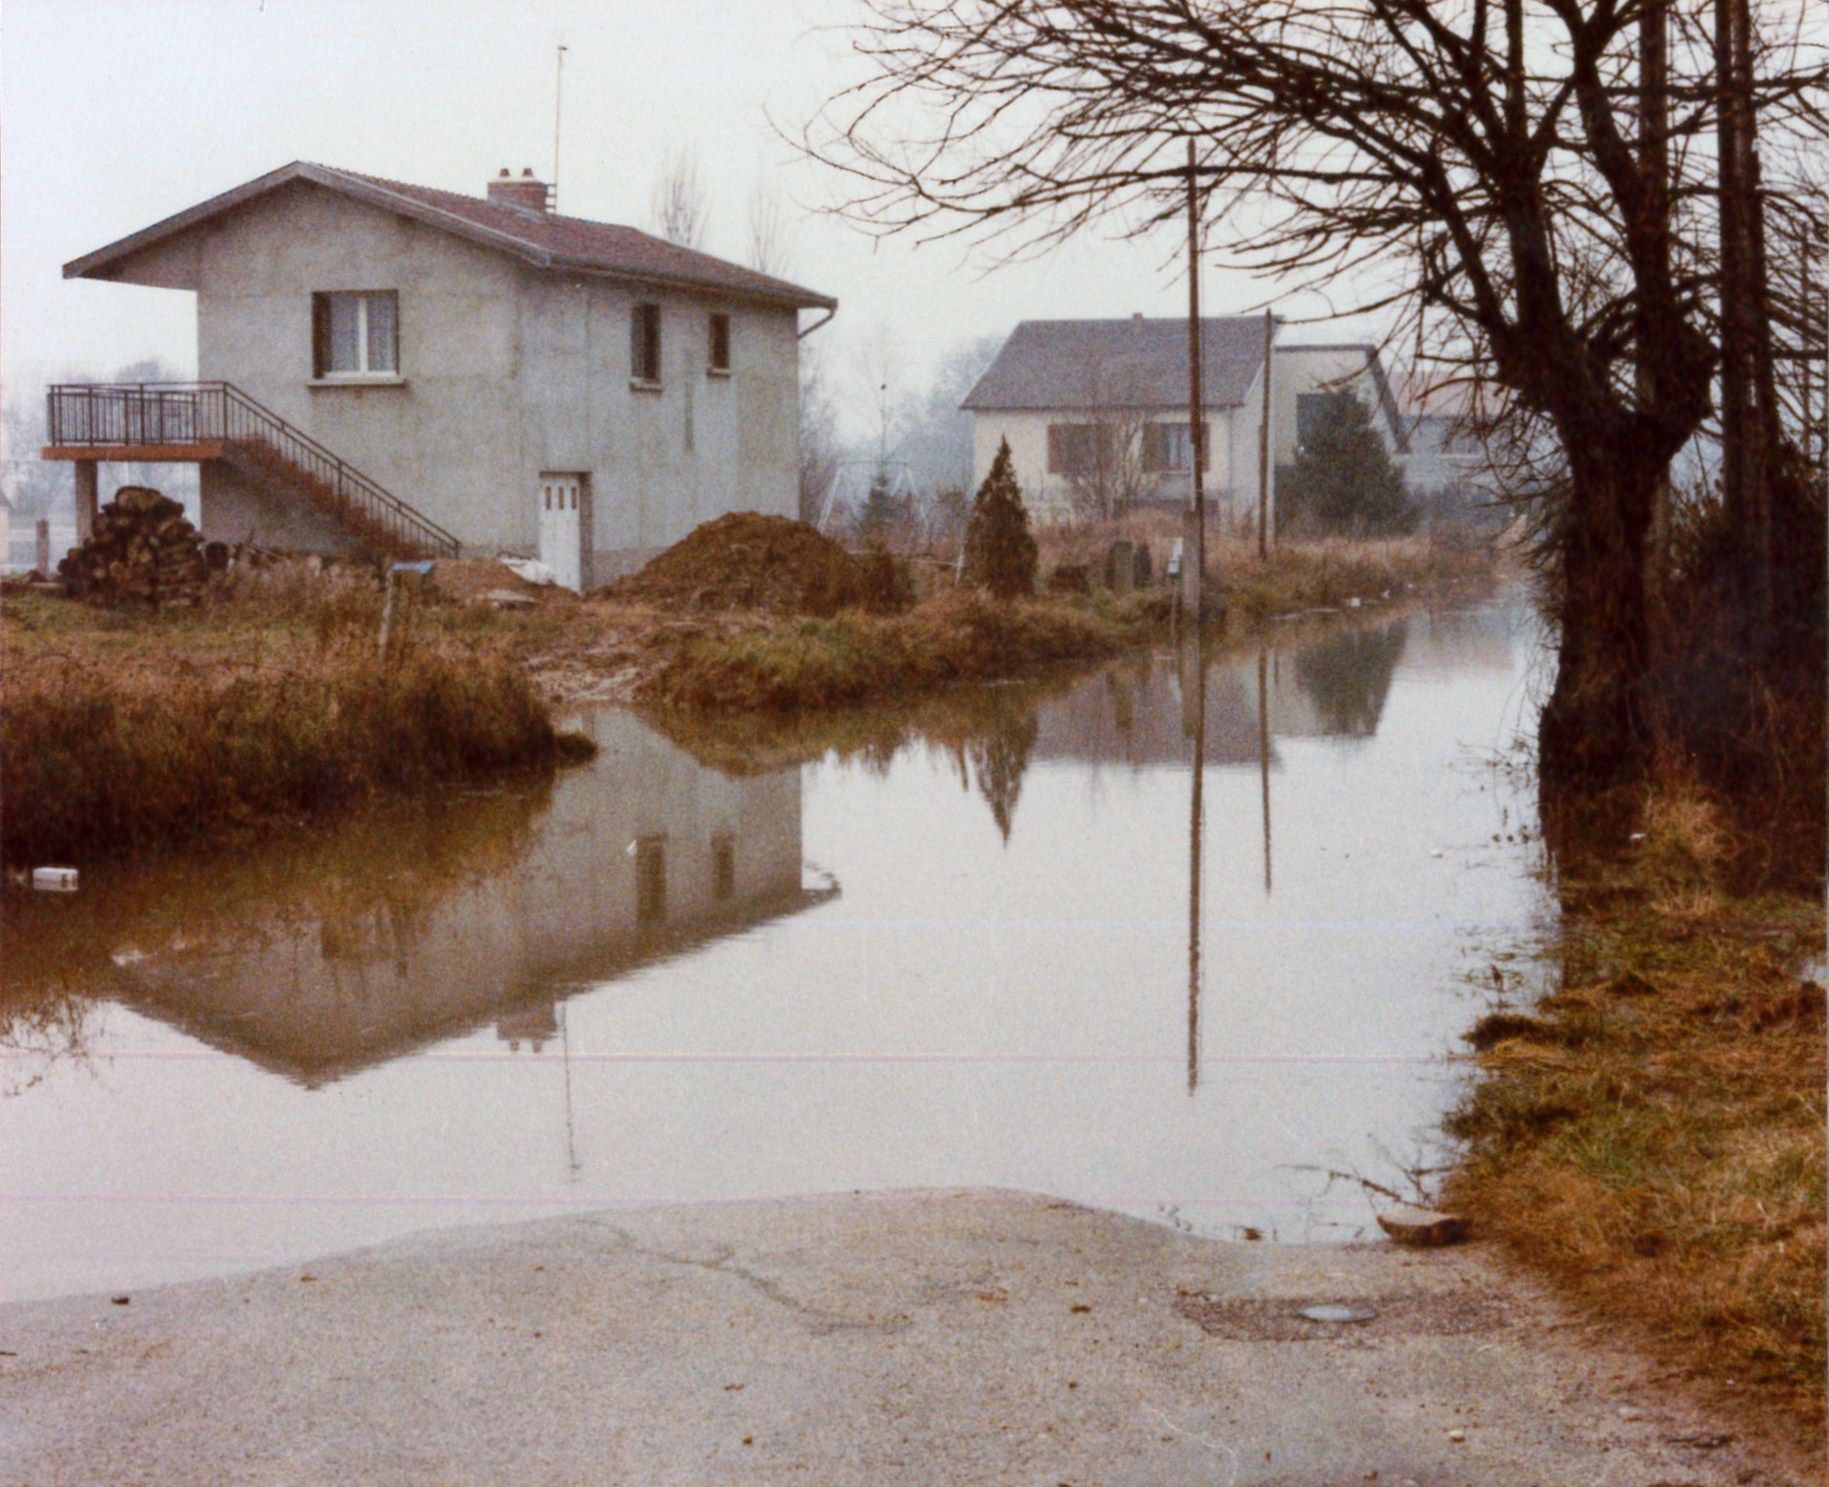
[651,144,710,250]
[799,344,842,525]
[1062,350,1159,521]
[894,334,1003,500]
[802,0,1829,812]
[746,180,796,277]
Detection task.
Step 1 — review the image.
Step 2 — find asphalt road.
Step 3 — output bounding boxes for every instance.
[0,1190,1809,1486]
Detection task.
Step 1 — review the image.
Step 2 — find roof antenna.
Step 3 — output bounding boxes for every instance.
[553,43,568,213]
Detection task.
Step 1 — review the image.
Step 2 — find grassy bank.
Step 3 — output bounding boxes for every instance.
[2,582,565,865]
[634,588,1159,713]
[625,532,1493,715]
[1446,787,1826,1456]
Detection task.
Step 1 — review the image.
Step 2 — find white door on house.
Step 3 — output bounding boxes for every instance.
[538,474,583,591]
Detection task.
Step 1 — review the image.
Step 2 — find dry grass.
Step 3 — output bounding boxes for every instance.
[633,588,1162,714]
[2,580,562,864]
[1446,780,1826,1457]
[1034,512,1496,621]
[600,524,1494,717]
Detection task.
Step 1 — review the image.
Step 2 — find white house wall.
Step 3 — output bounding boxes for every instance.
[970,405,1248,525]
[1269,348,1399,467]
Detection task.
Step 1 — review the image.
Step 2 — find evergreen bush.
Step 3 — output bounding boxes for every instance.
[962,438,1038,600]
[1278,390,1418,536]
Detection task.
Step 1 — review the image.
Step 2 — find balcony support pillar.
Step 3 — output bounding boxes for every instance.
[74,461,99,545]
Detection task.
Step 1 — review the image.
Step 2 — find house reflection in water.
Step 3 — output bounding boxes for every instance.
[108,711,830,1086]
[1028,606,1517,773]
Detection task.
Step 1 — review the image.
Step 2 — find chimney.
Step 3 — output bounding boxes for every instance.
[487,166,551,214]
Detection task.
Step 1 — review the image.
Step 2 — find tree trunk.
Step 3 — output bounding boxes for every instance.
[1538,445,1659,824]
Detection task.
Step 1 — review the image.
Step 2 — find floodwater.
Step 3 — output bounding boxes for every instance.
[1,597,1550,1303]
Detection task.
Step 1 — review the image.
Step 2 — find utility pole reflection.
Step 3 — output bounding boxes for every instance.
[1187,637,1209,1095]
[1259,647,1273,895]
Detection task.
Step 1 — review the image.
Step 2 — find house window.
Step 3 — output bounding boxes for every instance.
[1141,422,1207,474]
[1047,423,1112,477]
[708,314,731,373]
[631,303,662,383]
[312,291,398,377]
[1295,393,1332,450]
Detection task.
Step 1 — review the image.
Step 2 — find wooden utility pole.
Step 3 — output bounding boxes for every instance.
[1639,0,1671,602]
[1257,309,1275,559]
[1803,224,1816,466]
[1185,140,1206,622]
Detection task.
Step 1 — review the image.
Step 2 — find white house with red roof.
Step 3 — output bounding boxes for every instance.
[44,162,837,588]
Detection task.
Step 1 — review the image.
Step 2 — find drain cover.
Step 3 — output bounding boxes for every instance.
[1297,1304,1377,1324]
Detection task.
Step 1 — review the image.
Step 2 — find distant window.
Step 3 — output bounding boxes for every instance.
[1141,422,1207,474]
[312,291,398,377]
[708,313,731,373]
[1047,423,1106,476]
[632,303,662,383]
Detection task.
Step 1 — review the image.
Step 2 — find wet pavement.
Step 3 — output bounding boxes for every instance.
[0,1191,1805,1487]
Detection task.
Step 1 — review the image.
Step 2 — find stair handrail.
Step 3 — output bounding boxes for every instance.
[46,381,462,560]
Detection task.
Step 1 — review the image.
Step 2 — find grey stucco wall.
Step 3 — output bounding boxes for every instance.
[175,180,800,575]
[517,271,799,582]
[199,461,365,556]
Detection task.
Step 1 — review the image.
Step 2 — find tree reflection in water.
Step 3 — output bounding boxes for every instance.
[967,706,1041,842]
[1292,621,1410,738]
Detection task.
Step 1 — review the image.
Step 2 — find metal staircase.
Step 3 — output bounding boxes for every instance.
[46,381,461,561]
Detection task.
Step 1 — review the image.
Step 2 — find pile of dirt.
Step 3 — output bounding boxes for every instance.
[58,487,207,609]
[428,558,560,606]
[598,513,866,616]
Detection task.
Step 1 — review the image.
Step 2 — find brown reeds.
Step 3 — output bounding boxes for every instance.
[1447,784,1826,1460]
[2,580,561,865]
[635,588,1154,714]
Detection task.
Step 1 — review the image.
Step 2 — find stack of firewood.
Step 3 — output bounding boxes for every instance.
[58,487,208,608]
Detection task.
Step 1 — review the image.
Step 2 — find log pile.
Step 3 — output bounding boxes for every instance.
[58,487,208,608]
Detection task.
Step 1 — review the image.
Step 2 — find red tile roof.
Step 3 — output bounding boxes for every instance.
[65,162,837,311]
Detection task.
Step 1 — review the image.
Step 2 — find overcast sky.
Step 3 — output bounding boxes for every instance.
[2,0,1378,437]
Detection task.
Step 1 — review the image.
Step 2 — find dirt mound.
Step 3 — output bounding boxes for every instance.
[430,558,560,605]
[599,513,866,616]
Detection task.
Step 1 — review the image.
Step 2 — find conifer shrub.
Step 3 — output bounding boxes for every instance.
[1278,389,1418,536]
[962,438,1038,600]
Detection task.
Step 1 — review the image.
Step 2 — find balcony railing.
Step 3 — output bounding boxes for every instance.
[47,381,461,560]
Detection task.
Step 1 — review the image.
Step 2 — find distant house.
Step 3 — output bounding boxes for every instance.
[1270,343,1408,461]
[961,315,1274,524]
[1387,373,1491,500]
[44,162,838,588]
[960,318,1430,528]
